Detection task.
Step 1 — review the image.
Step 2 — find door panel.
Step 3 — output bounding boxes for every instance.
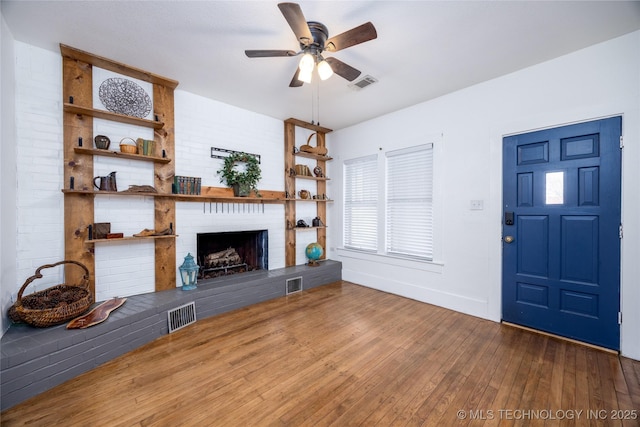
[560,216,598,283]
[502,117,621,350]
[517,215,548,277]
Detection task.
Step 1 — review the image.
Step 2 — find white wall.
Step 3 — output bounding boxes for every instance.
[8,43,67,326]
[1,11,18,335]
[327,31,640,360]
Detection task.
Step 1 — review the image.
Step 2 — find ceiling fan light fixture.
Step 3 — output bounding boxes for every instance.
[246,3,377,88]
[298,53,314,72]
[298,68,313,84]
[317,59,334,80]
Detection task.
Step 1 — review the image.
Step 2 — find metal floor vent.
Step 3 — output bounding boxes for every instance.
[168,302,197,333]
[348,75,378,91]
[286,276,303,294]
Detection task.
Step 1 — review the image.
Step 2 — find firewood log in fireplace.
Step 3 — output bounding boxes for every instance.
[204,247,242,268]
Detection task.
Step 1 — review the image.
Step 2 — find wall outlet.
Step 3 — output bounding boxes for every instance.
[470,200,484,210]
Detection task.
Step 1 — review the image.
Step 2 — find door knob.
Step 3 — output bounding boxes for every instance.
[504,236,515,243]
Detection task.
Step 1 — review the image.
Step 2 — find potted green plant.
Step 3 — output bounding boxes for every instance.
[217,152,262,197]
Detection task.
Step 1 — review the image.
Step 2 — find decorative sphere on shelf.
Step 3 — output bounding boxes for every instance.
[305,242,324,266]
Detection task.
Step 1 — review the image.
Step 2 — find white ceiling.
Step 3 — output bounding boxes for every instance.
[3,1,640,130]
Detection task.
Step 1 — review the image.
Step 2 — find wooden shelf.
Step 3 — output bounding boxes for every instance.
[63,189,168,197]
[62,189,285,204]
[61,44,179,89]
[285,198,333,203]
[64,103,164,129]
[294,152,333,161]
[291,226,328,231]
[285,118,333,134]
[173,194,284,204]
[86,234,177,244]
[74,147,171,163]
[295,175,330,181]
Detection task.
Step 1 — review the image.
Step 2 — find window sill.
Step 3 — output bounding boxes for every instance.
[336,248,444,274]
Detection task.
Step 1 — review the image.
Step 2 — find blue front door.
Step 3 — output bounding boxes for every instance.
[502,117,622,350]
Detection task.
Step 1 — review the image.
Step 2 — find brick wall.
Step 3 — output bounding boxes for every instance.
[173,90,288,285]
[15,43,65,298]
[1,14,18,336]
[9,43,315,307]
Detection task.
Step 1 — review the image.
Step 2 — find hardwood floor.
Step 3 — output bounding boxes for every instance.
[2,281,639,426]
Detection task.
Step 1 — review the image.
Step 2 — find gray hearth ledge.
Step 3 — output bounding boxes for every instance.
[0,260,341,411]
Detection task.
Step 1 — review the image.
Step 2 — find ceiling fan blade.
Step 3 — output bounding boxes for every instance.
[278,2,313,45]
[245,50,297,58]
[325,57,361,81]
[289,68,304,87]
[325,22,377,52]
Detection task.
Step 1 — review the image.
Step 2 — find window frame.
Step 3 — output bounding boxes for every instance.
[385,143,434,261]
[342,154,379,252]
[341,141,437,264]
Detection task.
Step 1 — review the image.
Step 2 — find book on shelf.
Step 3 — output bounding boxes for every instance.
[172,176,201,195]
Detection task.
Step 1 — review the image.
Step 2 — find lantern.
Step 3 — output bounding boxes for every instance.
[179,253,199,290]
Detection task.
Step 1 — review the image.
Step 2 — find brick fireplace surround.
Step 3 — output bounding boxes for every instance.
[0,260,341,411]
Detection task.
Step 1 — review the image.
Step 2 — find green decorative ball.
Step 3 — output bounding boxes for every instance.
[305,242,324,263]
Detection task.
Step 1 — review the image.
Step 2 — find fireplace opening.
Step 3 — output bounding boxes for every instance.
[197,230,268,279]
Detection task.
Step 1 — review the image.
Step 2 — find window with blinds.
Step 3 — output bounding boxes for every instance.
[385,144,434,260]
[343,155,378,251]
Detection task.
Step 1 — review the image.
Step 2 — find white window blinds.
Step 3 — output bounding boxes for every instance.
[343,155,378,251]
[385,144,434,260]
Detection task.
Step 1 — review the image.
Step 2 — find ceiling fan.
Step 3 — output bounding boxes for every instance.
[245,2,377,87]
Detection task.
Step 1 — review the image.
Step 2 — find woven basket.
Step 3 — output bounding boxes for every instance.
[299,133,328,156]
[119,137,138,154]
[13,260,93,327]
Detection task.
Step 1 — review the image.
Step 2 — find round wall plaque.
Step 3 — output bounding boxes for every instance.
[98,78,152,119]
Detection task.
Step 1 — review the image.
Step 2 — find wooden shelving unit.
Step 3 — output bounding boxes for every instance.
[284,118,333,267]
[62,44,179,295]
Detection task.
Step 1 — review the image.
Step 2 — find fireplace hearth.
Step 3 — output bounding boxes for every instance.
[197,230,268,279]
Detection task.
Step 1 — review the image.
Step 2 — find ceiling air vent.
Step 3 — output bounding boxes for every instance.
[348,75,378,91]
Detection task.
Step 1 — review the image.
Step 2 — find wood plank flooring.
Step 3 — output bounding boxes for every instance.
[2,281,639,426]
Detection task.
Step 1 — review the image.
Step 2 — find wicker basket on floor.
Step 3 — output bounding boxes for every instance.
[12,260,93,327]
